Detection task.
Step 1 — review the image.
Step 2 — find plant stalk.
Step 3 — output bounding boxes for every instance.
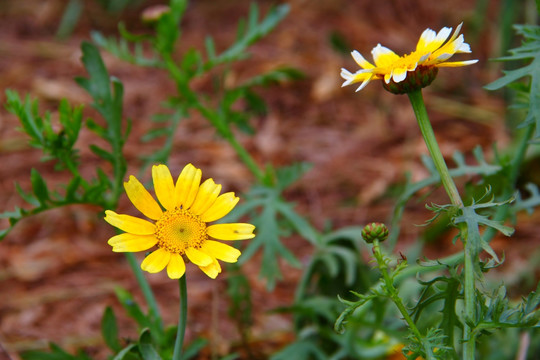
[372,239,423,341]
[407,90,475,359]
[173,275,188,360]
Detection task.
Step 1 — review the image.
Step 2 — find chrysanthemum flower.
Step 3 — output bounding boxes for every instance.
[341,23,478,94]
[104,164,255,279]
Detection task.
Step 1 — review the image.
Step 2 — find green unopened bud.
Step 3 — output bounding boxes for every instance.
[382,66,438,95]
[362,222,389,243]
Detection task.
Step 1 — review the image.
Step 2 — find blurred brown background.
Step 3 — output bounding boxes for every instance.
[0,0,538,359]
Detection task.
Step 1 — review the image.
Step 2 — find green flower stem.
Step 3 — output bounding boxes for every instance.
[407,90,475,359]
[124,253,163,330]
[371,239,423,341]
[407,90,463,207]
[173,275,188,360]
[225,133,265,183]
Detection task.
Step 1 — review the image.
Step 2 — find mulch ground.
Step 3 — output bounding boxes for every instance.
[1,1,538,359]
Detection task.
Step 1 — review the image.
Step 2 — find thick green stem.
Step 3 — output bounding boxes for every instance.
[173,275,188,360]
[372,239,423,341]
[407,90,475,359]
[407,90,463,207]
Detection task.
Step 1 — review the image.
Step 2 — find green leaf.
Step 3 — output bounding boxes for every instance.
[276,200,318,245]
[236,187,300,290]
[453,195,515,264]
[154,0,186,56]
[56,0,83,39]
[89,144,115,162]
[115,287,151,329]
[204,36,216,61]
[270,339,327,360]
[76,42,111,102]
[92,31,163,68]
[65,176,82,200]
[389,147,502,247]
[102,306,122,352]
[21,342,88,360]
[183,338,208,360]
[274,162,313,190]
[30,168,50,205]
[484,24,540,137]
[204,4,290,69]
[138,328,162,360]
[112,344,138,360]
[513,183,540,214]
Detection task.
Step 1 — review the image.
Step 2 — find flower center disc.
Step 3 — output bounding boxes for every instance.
[155,208,207,254]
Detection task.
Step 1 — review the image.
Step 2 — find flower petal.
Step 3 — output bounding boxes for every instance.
[185,247,213,266]
[152,164,176,211]
[175,164,202,210]
[104,210,156,235]
[201,240,241,263]
[141,248,171,273]
[199,257,221,279]
[355,73,375,91]
[435,59,479,67]
[416,28,436,51]
[124,176,163,220]
[371,44,399,67]
[351,50,375,69]
[207,223,255,240]
[108,233,158,252]
[167,253,186,279]
[392,67,408,83]
[190,179,222,216]
[201,192,239,222]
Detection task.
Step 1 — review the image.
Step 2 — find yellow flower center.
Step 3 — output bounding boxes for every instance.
[154,208,207,254]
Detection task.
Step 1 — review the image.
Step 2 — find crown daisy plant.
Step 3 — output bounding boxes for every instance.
[104,163,255,359]
[341,24,480,359]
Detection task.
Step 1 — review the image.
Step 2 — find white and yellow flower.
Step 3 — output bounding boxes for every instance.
[105,163,255,279]
[341,23,478,94]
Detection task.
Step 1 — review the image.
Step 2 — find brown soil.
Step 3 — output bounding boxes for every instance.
[0,1,538,359]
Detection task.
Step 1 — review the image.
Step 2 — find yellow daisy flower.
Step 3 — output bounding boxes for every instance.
[104,163,255,279]
[341,23,478,94]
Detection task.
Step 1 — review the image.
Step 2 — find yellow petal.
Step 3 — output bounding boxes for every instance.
[201,240,241,263]
[104,210,156,235]
[200,192,239,222]
[351,50,375,69]
[141,248,171,273]
[175,164,202,209]
[152,164,175,211]
[435,60,478,67]
[199,257,221,279]
[185,247,213,266]
[167,253,186,279]
[371,44,399,67]
[190,179,222,216]
[207,223,255,240]
[108,233,158,252]
[416,28,437,51]
[124,176,163,220]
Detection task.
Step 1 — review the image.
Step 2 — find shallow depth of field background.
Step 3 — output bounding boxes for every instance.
[1,0,538,358]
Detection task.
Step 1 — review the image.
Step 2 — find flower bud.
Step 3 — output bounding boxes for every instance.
[361,222,389,243]
[141,5,171,24]
[382,66,438,95]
